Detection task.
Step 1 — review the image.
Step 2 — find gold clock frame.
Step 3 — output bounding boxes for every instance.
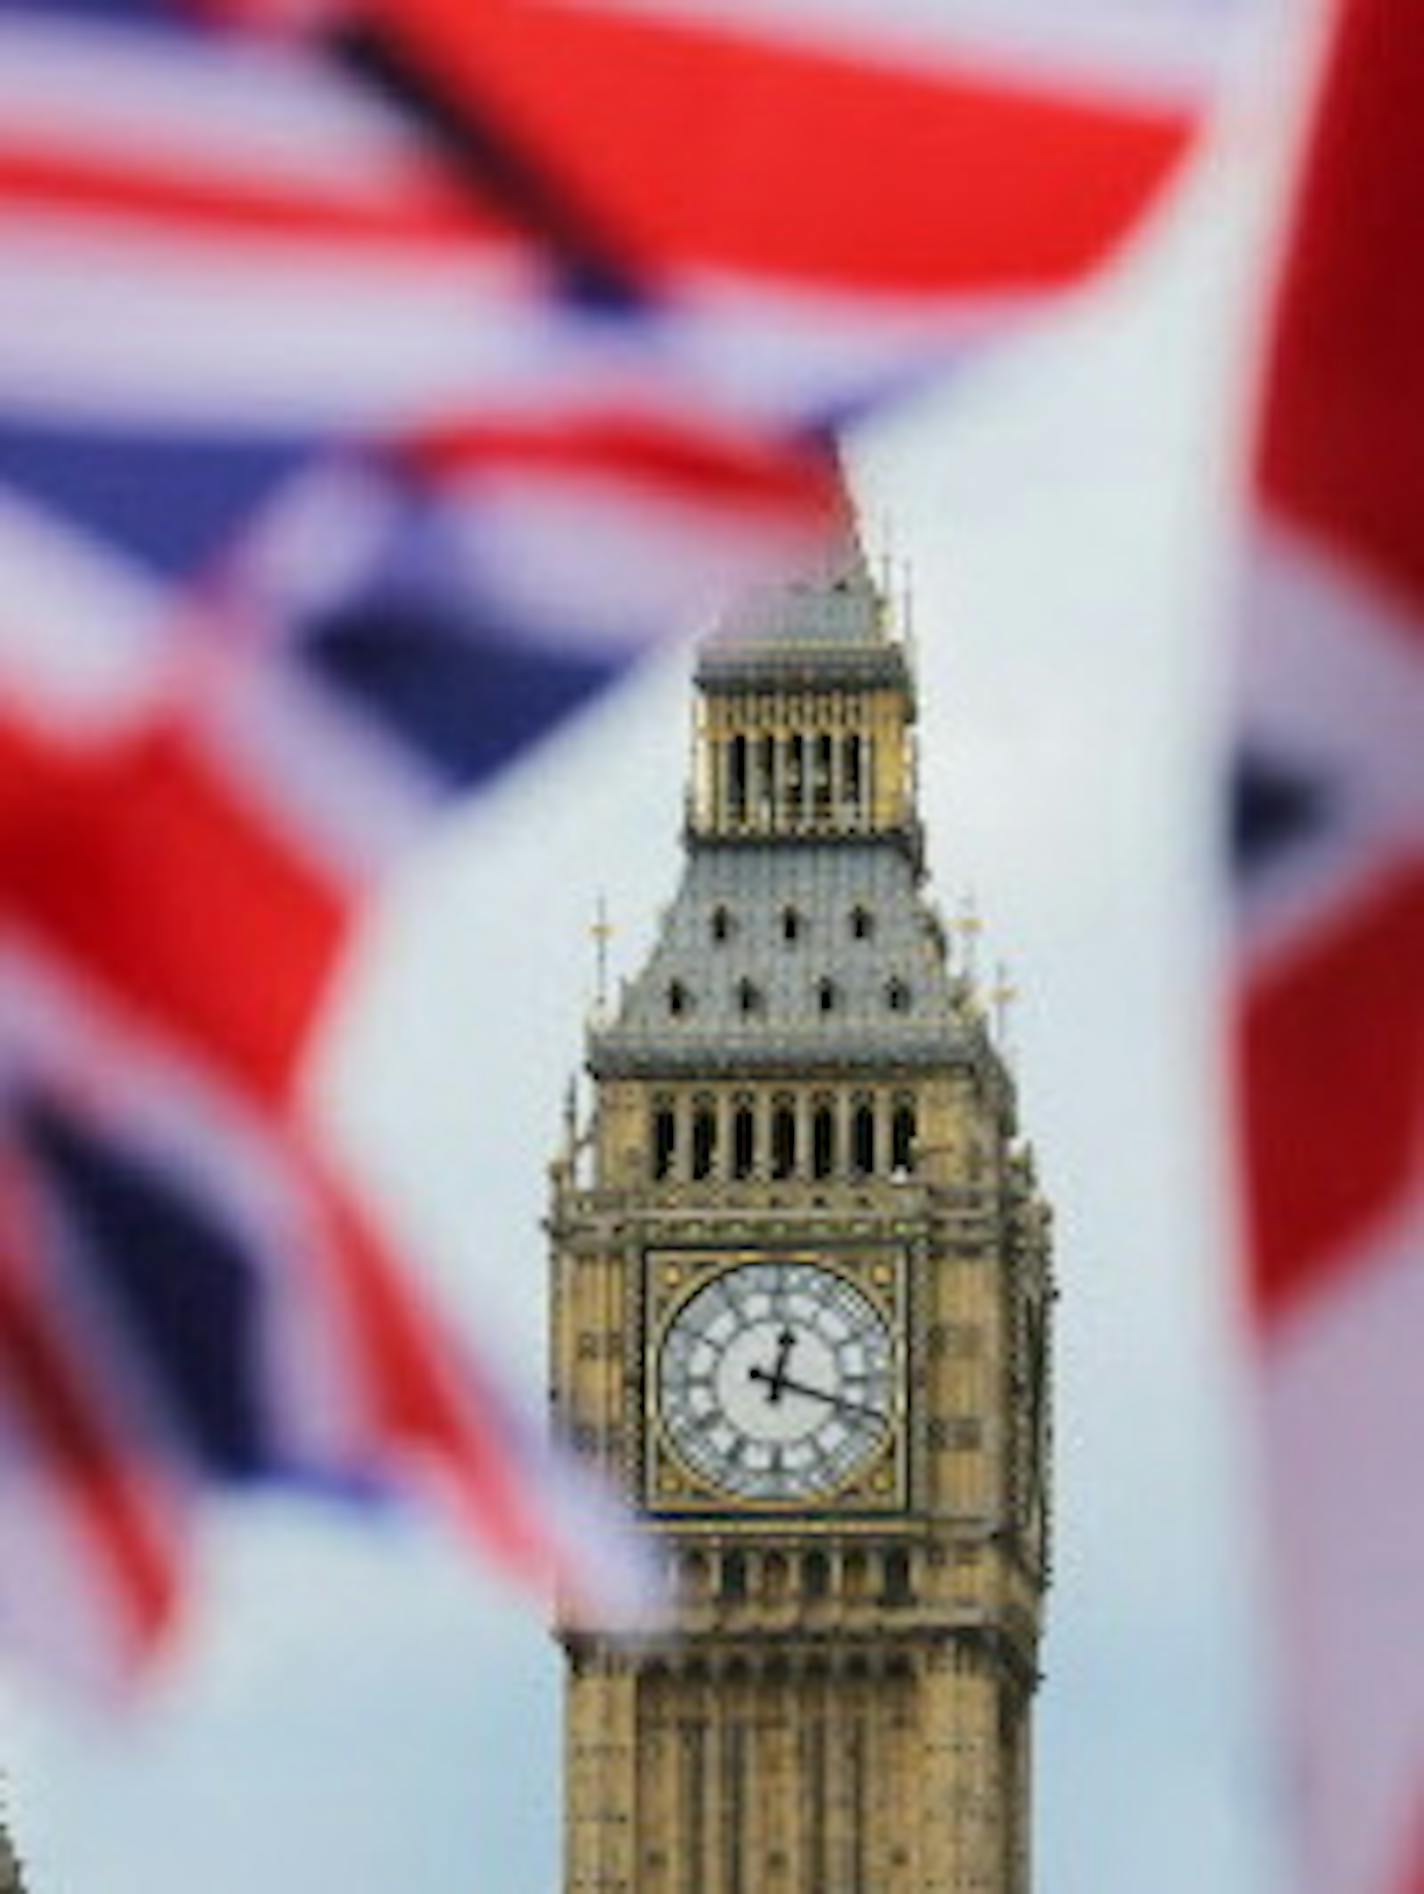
[642,1245,909,1519]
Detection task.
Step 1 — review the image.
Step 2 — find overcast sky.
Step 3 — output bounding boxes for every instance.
[2,32,1302,1894]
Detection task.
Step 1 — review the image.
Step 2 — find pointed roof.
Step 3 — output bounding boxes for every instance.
[713,531,881,645]
[695,530,913,695]
[587,838,972,1078]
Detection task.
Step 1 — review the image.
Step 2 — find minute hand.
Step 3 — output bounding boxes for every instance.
[748,1366,886,1423]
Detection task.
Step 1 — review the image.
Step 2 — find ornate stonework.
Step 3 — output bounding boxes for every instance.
[551,538,1053,1894]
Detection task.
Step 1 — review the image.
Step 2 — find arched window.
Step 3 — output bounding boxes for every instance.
[886,976,911,1013]
[781,905,802,944]
[711,905,733,944]
[736,978,762,1017]
[812,1099,836,1179]
[732,1099,756,1179]
[720,1550,747,1601]
[691,1099,717,1180]
[850,904,874,940]
[652,1101,677,1180]
[843,1549,869,1602]
[727,734,748,823]
[883,1549,913,1606]
[771,1097,797,1179]
[843,733,864,819]
[757,732,776,821]
[803,1550,831,1600]
[786,732,805,824]
[891,1098,917,1174]
[814,731,834,820]
[667,979,690,1017]
[815,977,837,1015]
[851,1097,876,1176]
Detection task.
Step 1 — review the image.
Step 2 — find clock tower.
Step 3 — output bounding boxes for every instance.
[549,535,1053,1894]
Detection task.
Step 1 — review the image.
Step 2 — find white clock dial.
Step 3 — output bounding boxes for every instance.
[657,1260,894,1502]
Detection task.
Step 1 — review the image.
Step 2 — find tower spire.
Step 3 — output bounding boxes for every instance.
[589,893,613,1021]
[955,891,985,985]
[992,959,1019,1065]
[555,517,1051,1894]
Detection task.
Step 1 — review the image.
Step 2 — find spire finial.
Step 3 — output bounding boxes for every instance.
[991,960,1019,1065]
[879,508,896,602]
[590,894,614,1021]
[955,893,984,986]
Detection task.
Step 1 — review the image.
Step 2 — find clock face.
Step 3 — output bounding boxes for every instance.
[657,1260,895,1502]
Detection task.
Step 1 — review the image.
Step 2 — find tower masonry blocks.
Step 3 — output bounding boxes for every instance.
[550,540,1053,1894]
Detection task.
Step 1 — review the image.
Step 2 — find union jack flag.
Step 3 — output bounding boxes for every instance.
[0,0,1234,1686]
[1233,0,1424,1888]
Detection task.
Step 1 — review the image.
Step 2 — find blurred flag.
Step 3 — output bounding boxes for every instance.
[0,943,649,1691]
[1233,0,1424,1888]
[0,0,1239,1685]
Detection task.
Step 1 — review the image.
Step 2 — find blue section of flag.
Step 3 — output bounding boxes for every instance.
[0,424,312,579]
[21,1099,271,1481]
[0,0,186,21]
[1232,748,1334,880]
[305,603,626,789]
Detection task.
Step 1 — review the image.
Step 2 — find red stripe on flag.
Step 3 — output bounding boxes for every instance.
[0,145,514,258]
[1240,860,1424,1321]
[0,714,347,1105]
[1395,1800,1424,1894]
[384,0,1195,296]
[1256,0,1424,626]
[410,415,845,522]
[0,1236,178,1658]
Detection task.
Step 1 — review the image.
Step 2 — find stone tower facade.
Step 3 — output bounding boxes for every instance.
[549,540,1054,1894]
[0,1816,26,1894]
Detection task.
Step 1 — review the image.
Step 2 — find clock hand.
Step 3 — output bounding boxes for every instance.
[766,1327,796,1405]
[747,1366,886,1425]
[746,1330,797,1406]
[788,1376,887,1424]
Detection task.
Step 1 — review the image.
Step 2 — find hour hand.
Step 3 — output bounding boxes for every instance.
[749,1328,798,1405]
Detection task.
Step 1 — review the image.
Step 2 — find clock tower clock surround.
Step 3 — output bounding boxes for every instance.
[549,538,1054,1894]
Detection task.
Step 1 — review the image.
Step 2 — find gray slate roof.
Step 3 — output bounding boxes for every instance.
[695,538,911,695]
[712,536,880,646]
[588,839,971,1078]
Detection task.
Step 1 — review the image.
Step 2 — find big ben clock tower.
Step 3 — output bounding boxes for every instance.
[549,534,1054,1894]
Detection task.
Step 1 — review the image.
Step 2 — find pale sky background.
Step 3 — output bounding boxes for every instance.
[3,18,1304,1892]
